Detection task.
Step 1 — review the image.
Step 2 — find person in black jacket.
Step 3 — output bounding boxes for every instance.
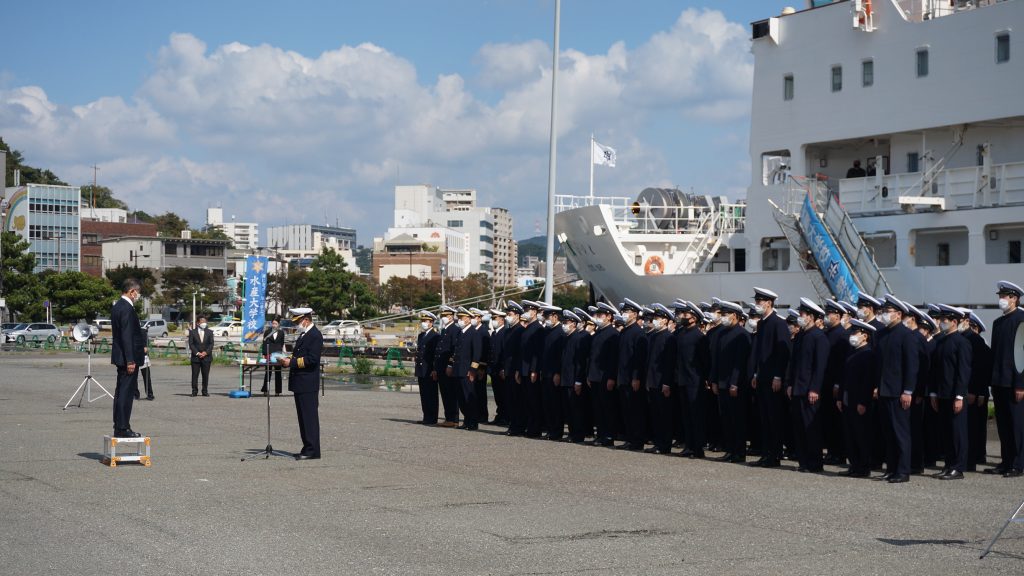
[875,294,920,483]
[188,316,214,396]
[502,302,526,436]
[712,301,751,463]
[904,305,936,474]
[928,304,973,480]
[786,298,830,473]
[837,320,879,477]
[453,308,481,431]
[415,311,441,425]
[644,304,677,455]
[518,300,546,438]
[987,280,1024,477]
[433,306,461,427]
[748,287,791,468]
[469,308,491,424]
[487,309,509,426]
[260,317,285,396]
[279,308,323,460]
[566,309,593,443]
[673,300,709,458]
[822,300,850,465]
[616,298,649,451]
[587,302,620,446]
[539,306,568,440]
[110,278,146,438]
[962,312,992,472]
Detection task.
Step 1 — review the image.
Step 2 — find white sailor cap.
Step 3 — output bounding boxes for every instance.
[786,309,801,324]
[798,297,826,318]
[935,303,965,320]
[718,300,744,315]
[595,302,619,315]
[699,301,713,312]
[881,294,908,314]
[857,293,883,309]
[823,299,845,314]
[612,314,626,326]
[997,280,1023,297]
[469,308,485,317]
[848,319,876,333]
[289,307,313,321]
[562,310,581,323]
[620,298,643,313]
[572,307,594,324]
[540,305,563,316]
[520,300,542,311]
[651,303,673,319]
[839,301,858,315]
[753,287,779,301]
[489,308,507,317]
[439,305,457,316]
[710,297,724,311]
[968,311,986,332]
[419,310,438,322]
[505,301,524,314]
[456,307,472,318]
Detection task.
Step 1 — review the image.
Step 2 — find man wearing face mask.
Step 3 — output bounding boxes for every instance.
[711,301,750,463]
[616,299,649,451]
[469,309,490,424]
[748,287,791,469]
[644,304,677,455]
[671,301,709,458]
[278,307,322,460]
[904,305,936,475]
[785,299,829,473]
[822,300,850,466]
[487,309,509,427]
[568,308,595,442]
[837,320,879,477]
[261,317,285,396]
[963,312,992,472]
[518,301,546,438]
[189,315,215,397]
[988,280,1024,477]
[503,302,527,436]
[433,306,461,428]
[415,311,440,425]
[539,306,567,440]
[875,294,920,483]
[856,293,886,469]
[453,308,481,431]
[698,302,722,452]
[110,279,146,438]
[587,302,621,447]
[928,304,972,480]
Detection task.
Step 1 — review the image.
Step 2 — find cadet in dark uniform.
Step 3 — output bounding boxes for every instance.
[587,302,620,447]
[822,300,850,465]
[963,312,992,472]
[749,287,791,468]
[786,298,830,472]
[712,301,750,463]
[837,319,879,477]
[929,304,972,480]
[560,310,590,443]
[988,280,1024,477]
[540,305,568,440]
[518,300,546,438]
[616,298,649,451]
[875,295,920,483]
[415,311,441,425]
[434,306,461,427]
[673,300,709,458]
[502,302,527,436]
[697,303,720,452]
[904,305,935,474]
[644,304,677,455]
[279,308,323,460]
[469,308,491,424]
[488,308,509,426]
[453,308,481,431]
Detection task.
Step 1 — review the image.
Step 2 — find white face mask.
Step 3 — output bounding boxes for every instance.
[420,321,430,331]
[545,318,557,328]
[998,298,1010,311]
[754,303,766,316]
[711,312,722,325]
[856,309,869,320]
[199,322,207,329]
[471,318,479,327]
[526,310,537,321]
[902,318,914,330]
[561,323,573,334]
[956,321,968,332]
[458,318,468,328]
[849,334,862,347]
[594,316,606,328]
[745,319,758,332]
[653,318,666,330]
[878,312,892,326]
[719,315,734,328]
[489,320,499,330]
[506,315,516,326]
[939,320,954,333]
[441,316,452,326]
[797,316,810,329]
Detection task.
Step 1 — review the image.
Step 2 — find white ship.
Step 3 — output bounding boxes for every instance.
[555,0,1024,325]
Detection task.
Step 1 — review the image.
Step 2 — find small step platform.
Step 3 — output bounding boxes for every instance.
[101,435,152,467]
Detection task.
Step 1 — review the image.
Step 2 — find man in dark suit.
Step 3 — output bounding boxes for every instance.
[645,304,677,455]
[453,308,481,430]
[616,298,649,451]
[875,294,920,483]
[587,302,620,447]
[672,300,709,458]
[189,316,214,396]
[539,306,567,440]
[713,301,751,463]
[748,287,791,468]
[260,317,285,396]
[518,300,546,438]
[415,311,441,425]
[110,278,145,438]
[434,306,461,427]
[837,320,880,477]
[279,307,323,460]
[929,304,973,480]
[785,298,830,472]
[470,309,490,423]
[822,300,850,465]
[963,312,992,472]
[487,309,509,426]
[502,302,526,436]
[988,280,1024,477]
[564,309,592,443]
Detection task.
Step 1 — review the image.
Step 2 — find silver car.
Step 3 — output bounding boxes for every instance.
[5,323,62,343]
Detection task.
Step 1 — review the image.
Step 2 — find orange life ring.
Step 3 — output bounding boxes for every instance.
[643,255,665,275]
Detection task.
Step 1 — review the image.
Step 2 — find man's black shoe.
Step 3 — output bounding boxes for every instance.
[294,454,320,461]
[748,458,768,468]
[1003,469,1023,478]
[984,466,1008,475]
[938,470,964,480]
[887,474,910,483]
[727,455,746,464]
[191,392,198,397]
[714,453,734,462]
[113,429,141,438]
[146,396,154,401]
[202,391,210,397]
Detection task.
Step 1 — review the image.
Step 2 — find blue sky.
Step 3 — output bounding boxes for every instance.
[2,0,791,242]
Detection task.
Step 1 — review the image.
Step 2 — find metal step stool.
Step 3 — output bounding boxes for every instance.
[101,435,152,467]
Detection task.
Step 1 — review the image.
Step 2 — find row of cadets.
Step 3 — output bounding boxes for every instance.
[587,301,621,447]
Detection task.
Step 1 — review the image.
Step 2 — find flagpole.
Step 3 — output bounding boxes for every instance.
[543,0,560,306]
[589,133,594,205]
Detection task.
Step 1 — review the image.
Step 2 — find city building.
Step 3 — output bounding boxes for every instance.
[206,207,259,250]
[80,219,159,277]
[100,232,229,276]
[265,224,357,271]
[2,183,82,273]
[371,229,457,285]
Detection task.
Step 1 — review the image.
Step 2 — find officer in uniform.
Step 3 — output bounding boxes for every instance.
[672,300,709,458]
[749,287,791,468]
[875,294,920,483]
[279,308,323,460]
[559,310,590,443]
[434,306,461,427]
[488,308,509,426]
[574,307,598,435]
[453,308,481,430]
[822,300,850,465]
[469,308,491,423]
[988,280,1024,477]
[856,294,885,331]
[904,304,935,474]
[519,300,546,438]
[712,301,750,463]
[587,302,620,446]
[837,319,879,477]
[415,311,441,425]
[929,304,972,480]
[786,298,829,472]
[503,302,527,436]
[963,311,992,471]
[616,298,649,451]
[644,303,677,455]
[540,305,568,440]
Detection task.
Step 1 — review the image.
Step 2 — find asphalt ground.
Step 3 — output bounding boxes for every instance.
[1,351,1022,576]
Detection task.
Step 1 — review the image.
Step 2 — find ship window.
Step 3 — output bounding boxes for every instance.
[862,231,897,268]
[996,33,1010,64]
[985,225,1024,264]
[913,227,968,267]
[734,248,746,272]
[761,237,790,271]
[783,74,794,101]
[916,48,929,78]
[1010,241,1022,264]
[862,59,874,87]
[907,152,920,173]
[831,65,842,92]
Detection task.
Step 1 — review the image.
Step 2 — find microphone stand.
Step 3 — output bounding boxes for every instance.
[242,337,290,461]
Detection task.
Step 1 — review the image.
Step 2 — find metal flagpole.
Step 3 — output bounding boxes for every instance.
[544,0,560,306]
[589,133,594,204]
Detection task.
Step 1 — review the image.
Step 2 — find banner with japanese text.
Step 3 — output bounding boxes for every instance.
[242,255,269,343]
[801,195,860,304]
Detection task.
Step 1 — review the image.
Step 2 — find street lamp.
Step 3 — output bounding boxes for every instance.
[440,261,446,305]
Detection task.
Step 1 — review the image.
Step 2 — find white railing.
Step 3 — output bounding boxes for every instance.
[837,160,1024,213]
[895,0,1007,22]
[555,194,746,236]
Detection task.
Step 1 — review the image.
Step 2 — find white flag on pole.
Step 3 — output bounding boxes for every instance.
[592,140,616,167]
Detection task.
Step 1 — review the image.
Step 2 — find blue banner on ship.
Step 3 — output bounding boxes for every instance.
[242,255,269,343]
[800,195,860,303]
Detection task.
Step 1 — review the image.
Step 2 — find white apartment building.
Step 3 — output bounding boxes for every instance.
[265,223,357,271]
[207,207,259,250]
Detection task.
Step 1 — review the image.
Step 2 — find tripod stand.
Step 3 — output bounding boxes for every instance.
[980,498,1024,559]
[242,359,291,461]
[63,347,114,410]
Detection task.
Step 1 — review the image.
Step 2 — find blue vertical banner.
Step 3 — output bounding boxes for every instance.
[800,195,860,303]
[242,256,269,343]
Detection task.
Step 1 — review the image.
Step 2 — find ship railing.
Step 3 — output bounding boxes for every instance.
[555,194,746,236]
[837,160,1024,213]
[895,0,1003,22]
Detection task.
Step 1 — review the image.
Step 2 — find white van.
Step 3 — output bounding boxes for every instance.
[141,319,169,338]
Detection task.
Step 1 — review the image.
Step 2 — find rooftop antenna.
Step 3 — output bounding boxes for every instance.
[90,164,100,208]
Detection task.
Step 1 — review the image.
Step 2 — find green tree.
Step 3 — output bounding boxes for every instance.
[191,226,234,247]
[1,231,46,320]
[155,267,227,318]
[80,184,128,209]
[446,273,492,303]
[1,138,67,186]
[553,283,589,312]
[105,265,158,297]
[131,211,190,238]
[299,248,379,320]
[267,268,308,315]
[43,271,118,323]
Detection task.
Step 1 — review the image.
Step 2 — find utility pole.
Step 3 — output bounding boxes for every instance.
[90,165,99,209]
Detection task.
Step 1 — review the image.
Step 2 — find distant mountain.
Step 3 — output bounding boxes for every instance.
[516,235,561,263]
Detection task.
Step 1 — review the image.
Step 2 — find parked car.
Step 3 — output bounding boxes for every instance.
[5,323,61,343]
[212,319,244,338]
[321,319,363,340]
[141,319,169,338]
[2,322,23,334]
[92,318,112,332]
